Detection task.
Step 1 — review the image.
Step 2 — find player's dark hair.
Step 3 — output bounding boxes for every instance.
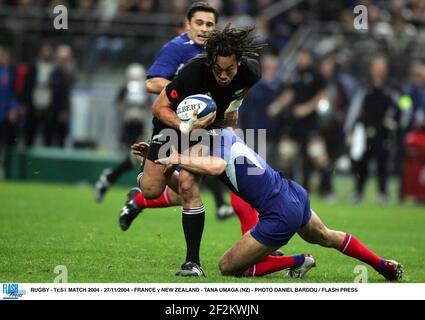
[186,2,219,23]
[205,24,267,67]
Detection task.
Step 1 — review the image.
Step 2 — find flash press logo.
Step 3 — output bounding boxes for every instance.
[2,284,26,300]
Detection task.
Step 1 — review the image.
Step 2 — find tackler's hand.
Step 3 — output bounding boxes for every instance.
[131,142,151,158]
[155,146,180,166]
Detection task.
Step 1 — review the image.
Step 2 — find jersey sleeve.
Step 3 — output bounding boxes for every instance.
[147,42,182,80]
[165,59,203,108]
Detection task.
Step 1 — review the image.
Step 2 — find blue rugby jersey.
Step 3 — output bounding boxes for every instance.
[210,129,288,215]
[147,33,204,81]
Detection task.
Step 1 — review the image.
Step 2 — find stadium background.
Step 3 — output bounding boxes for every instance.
[1,0,425,283]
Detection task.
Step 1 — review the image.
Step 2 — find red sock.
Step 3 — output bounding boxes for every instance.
[340,234,384,270]
[134,187,171,209]
[245,255,304,277]
[230,192,259,235]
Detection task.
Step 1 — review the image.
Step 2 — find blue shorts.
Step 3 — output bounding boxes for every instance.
[250,180,312,247]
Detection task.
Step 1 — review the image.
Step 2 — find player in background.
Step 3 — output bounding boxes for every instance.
[95,63,151,203]
[151,129,403,281]
[268,50,330,196]
[95,2,233,219]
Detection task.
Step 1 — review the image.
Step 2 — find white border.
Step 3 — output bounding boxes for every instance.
[1,283,424,300]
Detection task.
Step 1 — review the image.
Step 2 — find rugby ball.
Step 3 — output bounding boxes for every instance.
[176,94,217,121]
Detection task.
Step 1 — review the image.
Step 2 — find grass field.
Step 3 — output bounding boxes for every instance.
[0,179,424,283]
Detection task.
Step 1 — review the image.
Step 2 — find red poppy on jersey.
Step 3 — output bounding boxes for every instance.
[170,89,179,99]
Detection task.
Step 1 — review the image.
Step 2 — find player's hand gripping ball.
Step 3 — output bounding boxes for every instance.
[176,94,217,121]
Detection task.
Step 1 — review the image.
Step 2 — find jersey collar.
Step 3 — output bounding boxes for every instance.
[182,33,203,49]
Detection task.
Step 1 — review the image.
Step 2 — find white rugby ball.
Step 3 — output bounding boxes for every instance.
[176,94,217,121]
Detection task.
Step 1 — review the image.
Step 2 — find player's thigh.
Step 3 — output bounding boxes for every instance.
[219,232,278,276]
[140,159,168,199]
[178,144,207,203]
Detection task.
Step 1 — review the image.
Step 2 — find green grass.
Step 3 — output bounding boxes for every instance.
[0,180,424,283]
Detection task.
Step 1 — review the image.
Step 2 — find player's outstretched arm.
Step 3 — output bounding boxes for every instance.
[146,77,171,94]
[155,146,226,176]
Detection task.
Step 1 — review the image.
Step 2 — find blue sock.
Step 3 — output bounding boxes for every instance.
[377,259,386,272]
[293,254,305,268]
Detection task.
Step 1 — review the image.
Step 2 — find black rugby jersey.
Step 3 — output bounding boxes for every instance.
[163,54,261,129]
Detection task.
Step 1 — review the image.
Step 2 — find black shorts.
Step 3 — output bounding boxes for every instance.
[146,124,214,162]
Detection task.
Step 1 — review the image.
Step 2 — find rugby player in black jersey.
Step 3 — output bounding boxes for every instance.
[126,25,266,276]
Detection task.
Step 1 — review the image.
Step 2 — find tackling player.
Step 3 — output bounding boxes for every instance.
[152,129,403,281]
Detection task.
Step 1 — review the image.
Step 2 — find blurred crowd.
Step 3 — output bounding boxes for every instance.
[1,0,425,202]
[1,1,424,68]
[240,50,425,204]
[0,43,75,152]
[3,0,425,22]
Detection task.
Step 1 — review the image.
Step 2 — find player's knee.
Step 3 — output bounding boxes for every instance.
[140,175,164,199]
[218,258,229,275]
[219,256,237,276]
[140,184,163,199]
[179,174,199,201]
[218,254,240,276]
[179,181,195,201]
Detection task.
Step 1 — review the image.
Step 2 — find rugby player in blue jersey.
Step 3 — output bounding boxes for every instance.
[148,129,403,281]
